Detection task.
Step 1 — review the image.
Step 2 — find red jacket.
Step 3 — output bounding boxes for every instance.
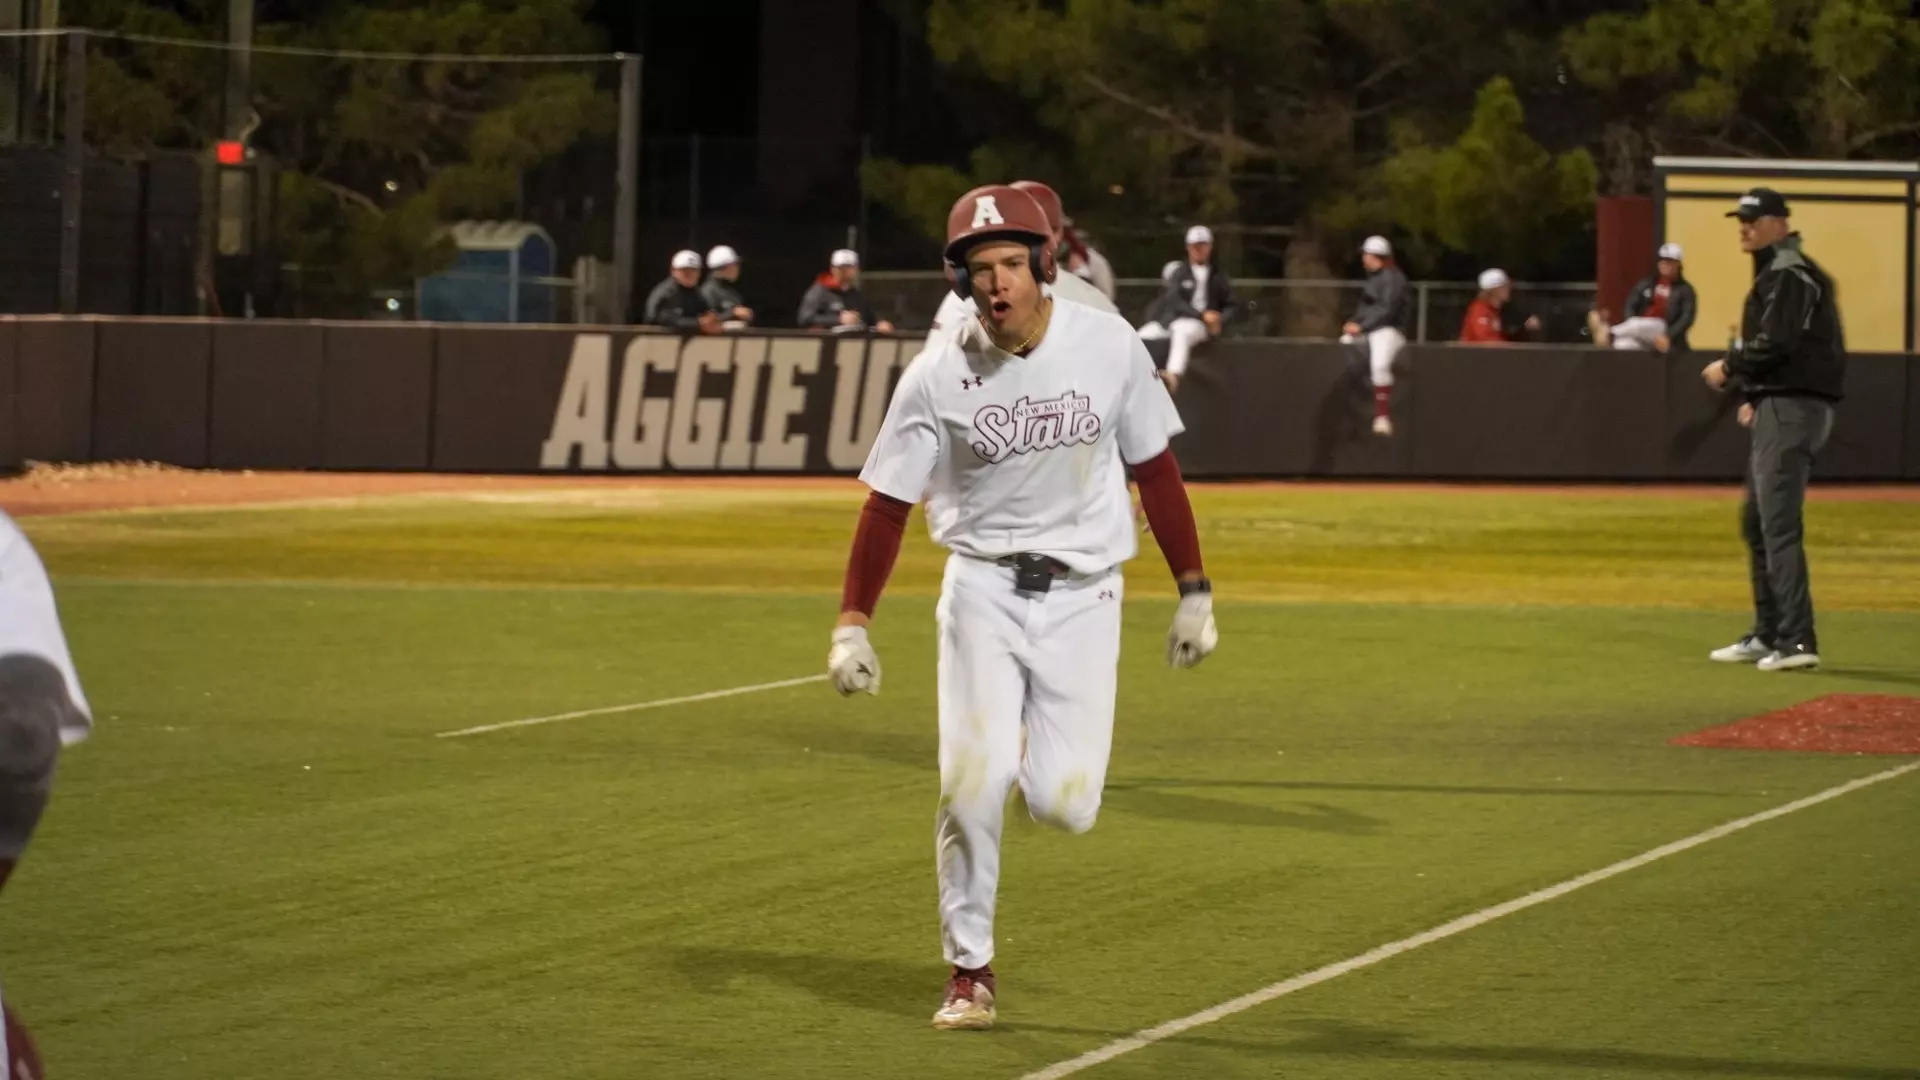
[1458,297,1510,343]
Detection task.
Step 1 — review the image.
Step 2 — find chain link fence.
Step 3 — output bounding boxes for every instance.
[4,27,1602,336]
[1,28,634,323]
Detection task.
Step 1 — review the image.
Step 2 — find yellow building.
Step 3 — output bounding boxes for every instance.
[1655,157,1918,354]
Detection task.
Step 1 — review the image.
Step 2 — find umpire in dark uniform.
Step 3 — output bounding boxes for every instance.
[1703,188,1846,672]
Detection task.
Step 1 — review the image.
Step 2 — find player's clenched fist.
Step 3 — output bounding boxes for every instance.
[1167,585,1218,669]
[828,625,882,696]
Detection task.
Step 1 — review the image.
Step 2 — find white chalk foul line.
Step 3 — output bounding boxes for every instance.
[1022,759,1920,1080]
[435,674,830,738]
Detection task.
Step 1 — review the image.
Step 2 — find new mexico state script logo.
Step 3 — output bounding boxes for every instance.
[969,391,1103,464]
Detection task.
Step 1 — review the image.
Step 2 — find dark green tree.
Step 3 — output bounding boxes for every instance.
[70,0,616,309]
[1564,0,1920,192]
[1325,78,1597,277]
[867,0,1602,298]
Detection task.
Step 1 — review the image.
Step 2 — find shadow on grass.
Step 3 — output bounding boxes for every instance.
[1815,666,1920,691]
[1112,777,1729,798]
[763,725,934,772]
[1010,1019,1915,1078]
[1104,787,1385,833]
[670,946,947,1019]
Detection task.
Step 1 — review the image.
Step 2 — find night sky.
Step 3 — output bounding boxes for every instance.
[585,0,636,50]
[592,0,763,139]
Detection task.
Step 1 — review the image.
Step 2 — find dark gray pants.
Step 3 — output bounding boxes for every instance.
[1741,395,1835,651]
[0,654,70,865]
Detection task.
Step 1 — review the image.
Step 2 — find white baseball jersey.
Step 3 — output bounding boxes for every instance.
[1075,245,1116,299]
[863,296,1183,574]
[924,272,1120,353]
[0,510,93,745]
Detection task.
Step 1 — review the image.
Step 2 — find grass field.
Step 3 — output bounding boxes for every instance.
[6,481,1919,1079]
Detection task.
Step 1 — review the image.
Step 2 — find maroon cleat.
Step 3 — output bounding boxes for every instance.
[932,965,997,1030]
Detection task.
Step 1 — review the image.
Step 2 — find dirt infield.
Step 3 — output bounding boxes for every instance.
[0,464,861,517]
[1672,694,1920,755]
[2,462,1917,517]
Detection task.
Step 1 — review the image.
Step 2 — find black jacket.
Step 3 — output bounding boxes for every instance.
[643,278,715,330]
[1727,234,1846,402]
[1625,273,1697,350]
[701,276,749,320]
[798,275,878,329]
[1351,265,1412,333]
[1146,261,1236,325]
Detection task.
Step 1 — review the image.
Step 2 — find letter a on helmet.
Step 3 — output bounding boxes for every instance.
[971,196,1005,229]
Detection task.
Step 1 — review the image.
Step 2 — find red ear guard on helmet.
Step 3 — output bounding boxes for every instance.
[943,184,1058,300]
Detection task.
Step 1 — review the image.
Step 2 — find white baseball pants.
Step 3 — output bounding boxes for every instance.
[1138,317,1210,376]
[1341,327,1406,387]
[1609,316,1669,350]
[935,553,1123,970]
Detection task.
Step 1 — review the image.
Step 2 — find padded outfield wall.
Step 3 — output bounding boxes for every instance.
[2,317,1916,482]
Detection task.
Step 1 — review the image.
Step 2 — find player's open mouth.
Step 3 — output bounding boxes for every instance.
[990,299,1012,317]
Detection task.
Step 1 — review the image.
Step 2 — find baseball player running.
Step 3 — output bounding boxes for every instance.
[829,184,1218,1031]
[925,180,1119,351]
[0,509,96,1078]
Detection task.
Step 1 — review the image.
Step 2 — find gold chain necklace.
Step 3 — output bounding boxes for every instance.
[996,297,1053,355]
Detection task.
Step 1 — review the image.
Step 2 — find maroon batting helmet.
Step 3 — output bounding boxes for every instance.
[944,184,1059,298]
[1010,180,1064,236]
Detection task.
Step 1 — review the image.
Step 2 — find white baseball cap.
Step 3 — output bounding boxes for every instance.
[1657,242,1683,261]
[1478,268,1510,291]
[1185,225,1214,246]
[829,248,860,268]
[1362,235,1393,257]
[706,245,739,269]
[670,249,702,271]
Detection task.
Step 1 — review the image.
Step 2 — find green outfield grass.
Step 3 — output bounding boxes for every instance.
[6,483,1918,1079]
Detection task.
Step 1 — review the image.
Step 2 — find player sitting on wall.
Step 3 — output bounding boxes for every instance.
[643,250,722,335]
[1459,269,1543,344]
[1138,225,1236,394]
[1590,243,1695,352]
[1341,235,1412,436]
[798,249,895,334]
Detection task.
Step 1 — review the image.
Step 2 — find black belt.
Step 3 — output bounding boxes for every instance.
[995,553,1071,593]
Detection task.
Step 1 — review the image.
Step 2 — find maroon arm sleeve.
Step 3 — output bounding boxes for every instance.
[1132,449,1204,579]
[840,491,913,617]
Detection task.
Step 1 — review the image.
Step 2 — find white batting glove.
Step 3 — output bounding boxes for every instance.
[828,625,882,696]
[1167,586,1218,669]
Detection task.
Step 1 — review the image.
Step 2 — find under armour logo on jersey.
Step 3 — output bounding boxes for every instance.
[961,376,984,389]
[1098,589,1115,601]
[971,196,1005,228]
